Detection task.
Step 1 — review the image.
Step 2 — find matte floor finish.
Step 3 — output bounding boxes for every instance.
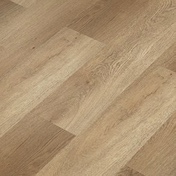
[0,0,176,175]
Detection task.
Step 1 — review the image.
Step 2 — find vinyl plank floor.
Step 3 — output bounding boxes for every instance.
[0,0,176,175]
[0,27,103,137]
[0,0,99,77]
[21,21,176,135]
[69,0,176,49]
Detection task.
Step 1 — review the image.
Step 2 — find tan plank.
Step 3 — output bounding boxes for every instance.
[22,20,176,135]
[69,0,176,50]
[0,27,103,137]
[36,67,176,176]
[0,1,176,175]
[0,114,74,176]
[0,0,99,77]
[128,114,176,176]
[69,0,148,43]
[11,0,36,7]
[0,0,63,77]
[115,166,144,176]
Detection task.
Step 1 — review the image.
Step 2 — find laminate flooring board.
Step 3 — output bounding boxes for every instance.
[69,0,148,43]
[0,0,63,77]
[0,114,74,176]
[0,0,99,77]
[128,114,176,176]
[21,47,124,135]
[23,21,176,135]
[36,67,176,176]
[0,27,103,137]
[69,0,176,49]
[0,0,176,175]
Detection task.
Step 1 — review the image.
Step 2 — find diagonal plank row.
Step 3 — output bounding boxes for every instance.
[69,0,176,49]
[24,22,176,135]
[0,27,104,137]
[0,0,176,175]
[36,67,176,176]
[0,0,99,77]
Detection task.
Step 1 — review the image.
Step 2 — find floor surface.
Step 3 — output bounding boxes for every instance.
[0,0,176,175]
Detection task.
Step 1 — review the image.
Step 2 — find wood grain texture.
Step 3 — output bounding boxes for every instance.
[0,27,103,137]
[69,0,148,43]
[36,67,176,176]
[69,0,176,48]
[22,21,176,135]
[128,114,176,176]
[1,0,176,175]
[0,0,99,77]
[0,115,74,176]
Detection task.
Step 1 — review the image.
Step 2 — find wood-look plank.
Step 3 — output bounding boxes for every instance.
[0,114,74,176]
[17,47,124,134]
[36,67,176,176]
[69,0,148,43]
[0,27,103,138]
[0,0,61,77]
[128,114,176,176]
[0,0,99,77]
[11,0,36,7]
[69,0,176,49]
[22,21,176,135]
[0,0,176,175]
[115,166,144,176]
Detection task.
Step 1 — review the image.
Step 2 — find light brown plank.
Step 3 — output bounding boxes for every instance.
[0,27,103,137]
[69,0,176,49]
[128,114,176,176]
[36,67,176,176]
[0,0,99,77]
[115,166,144,176]
[22,20,176,135]
[69,0,147,43]
[0,1,176,175]
[0,114,74,176]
